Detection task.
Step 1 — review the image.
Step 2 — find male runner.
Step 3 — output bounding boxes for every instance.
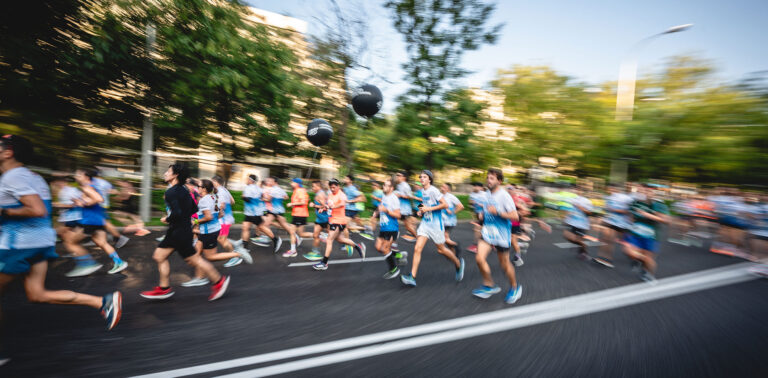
[238,174,269,251]
[312,179,365,270]
[400,170,464,287]
[366,181,384,235]
[92,170,130,249]
[394,171,418,242]
[262,177,291,253]
[284,178,311,257]
[303,180,329,261]
[467,182,486,253]
[623,185,669,283]
[562,188,594,261]
[342,175,366,234]
[377,178,402,279]
[440,183,464,254]
[594,184,633,268]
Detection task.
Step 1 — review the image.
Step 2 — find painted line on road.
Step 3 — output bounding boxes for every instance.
[133,262,761,378]
[554,241,605,248]
[288,257,387,267]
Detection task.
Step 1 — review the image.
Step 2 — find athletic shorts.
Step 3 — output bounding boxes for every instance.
[417,223,446,244]
[601,221,627,233]
[568,226,587,237]
[244,215,263,225]
[158,226,197,258]
[400,214,413,220]
[329,223,346,232]
[219,223,231,237]
[445,225,455,231]
[292,216,307,226]
[625,234,657,252]
[345,209,359,218]
[64,221,80,229]
[78,224,105,235]
[378,231,398,241]
[198,231,220,250]
[0,246,59,274]
[719,216,750,230]
[511,225,522,235]
[267,211,285,217]
[315,222,329,230]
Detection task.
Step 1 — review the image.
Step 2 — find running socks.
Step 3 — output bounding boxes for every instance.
[385,252,396,270]
[322,256,329,264]
[74,255,97,266]
[108,252,123,265]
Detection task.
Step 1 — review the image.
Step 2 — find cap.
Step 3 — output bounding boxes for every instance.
[248,174,258,182]
[292,178,303,186]
[329,178,341,186]
[421,169,434,183]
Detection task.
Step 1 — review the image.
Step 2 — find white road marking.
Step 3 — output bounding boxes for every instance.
[133,262,759,378]
[288,256,386,267]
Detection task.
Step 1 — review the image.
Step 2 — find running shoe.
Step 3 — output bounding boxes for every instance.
[223,257,243,267]
[391,242,399,252]
[155,236,165,242]
[456,258,465,281]
[66,263,103,277]
[181,277,210,287]
[593,256,614,268]
[282,249,298,258]
[505,285,523,304]
[101,291,123,330]
[383,267,401,280]
[236,246,253,264]
[108,261,128,274]
[319,232,328,242]
[513,254,524,267]
[0,355,9,367]
[273,237,283,253]
[209,275,230,301]
[345,245,354,257]
[114,235,130,249]
[529,229,536,239]
[359,232,375,241]
[313,262,328,271]
[401,235,416,243]
[356,243,366,260]
[295,234,304,247]
[518,242,529,254]
[83,240,96,247]
[467,245,478,253]
[395,251,408,265]
[140,286,174,300]
[630,260,642,273]
[639,271,657,284]
[252,236,270,246]
[400,273,417,287]
[303,251,323,261]
[472,285,501,299]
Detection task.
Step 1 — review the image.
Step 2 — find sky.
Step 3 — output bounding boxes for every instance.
[247,0,768,114]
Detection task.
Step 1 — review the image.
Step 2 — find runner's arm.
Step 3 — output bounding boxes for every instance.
[2,194,47,218]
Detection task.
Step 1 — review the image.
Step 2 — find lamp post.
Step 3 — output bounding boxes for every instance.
[615,24,693,121]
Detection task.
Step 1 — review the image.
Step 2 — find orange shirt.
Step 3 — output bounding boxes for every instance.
[291,187,309,217]
[327,190,347,224]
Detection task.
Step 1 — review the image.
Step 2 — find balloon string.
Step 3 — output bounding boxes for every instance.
[305,148,320,180]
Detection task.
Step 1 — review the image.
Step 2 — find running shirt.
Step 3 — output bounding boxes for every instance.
[216,186,235,224]
[243,183,264,217]
[327,190,347,224]
[0,167,56,249]
[268,185,287,214]
[57,186,83,222]
[80,184,107,226]
[418,186,443,231]
[371,189,383,208]
[164,184,198,228]
[442,192,461,227]
[379,193,400,232]
[344,184,362,211]
[603,192,633,229]
[412,189,423,213]
[92,177,113,209]
[314,190,329,224]
[197,194,221,234]
[469,191,486,213]
[395,182,413,216]
[628,200,669,239]
[291,186,309,217]
[563,195,592,230]
[480,188,516,248]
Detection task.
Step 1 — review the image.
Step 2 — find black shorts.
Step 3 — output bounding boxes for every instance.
[267,211,285,217]
[345,209,359,218]
[79,224,105,235]
[602,222,627,233]
[568,226,587,237]
[445,225,455,231]
[244,215,264,225]
[329,223,346,232]
[64,220,80,229]
[378,231,398,241]
[493,244,510,253]
[114,196,139,214]
[158,226,197,258]
[511,225,522,235]
[315,222,329,230]
[400,214,414,220]
[198,231,220,250]
[292,216,307,226]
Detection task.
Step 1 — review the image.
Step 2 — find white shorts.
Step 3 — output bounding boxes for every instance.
[417,223,445,244]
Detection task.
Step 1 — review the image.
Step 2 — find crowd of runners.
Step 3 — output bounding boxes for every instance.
[1,135,766,365]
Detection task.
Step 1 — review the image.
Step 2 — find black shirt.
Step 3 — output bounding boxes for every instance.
[164,184,198,227]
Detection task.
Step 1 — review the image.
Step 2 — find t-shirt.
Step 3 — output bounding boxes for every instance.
[379,193,400,232]
[314,190,329,224]
[563,196,593,230]
[242,184,264,217]
[418,186,443,231]
[480,189,516,248]
[371,189,384,208]
[291,187,309,217]
[469,191,486,213]
[58,186,83,222]
[92,177,113,209]
[197,194,221,234]
[216,186,235,225]
[327,190,347,224]
[628,200,669,239]
[412,189,424,213]
[442,193,461,227]
[267,185,287,214]
[164,184,198,228]
[80,184,106,226]
[603,192,634,229]
[344,185,362,211]
[0,167,57,249]
[395,182,413,216]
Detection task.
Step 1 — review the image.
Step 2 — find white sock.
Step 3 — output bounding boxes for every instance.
[291,243,296,250]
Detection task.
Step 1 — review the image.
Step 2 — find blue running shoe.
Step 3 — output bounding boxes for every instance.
[505,285,523,304]
[472,285,501,299]
[101,291,123,330]
[313,262,328,271]
[400,273,417,287]
[455,258,465,281]
[303,251,323,261]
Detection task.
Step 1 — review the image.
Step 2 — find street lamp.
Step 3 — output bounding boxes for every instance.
[615,24,693,120]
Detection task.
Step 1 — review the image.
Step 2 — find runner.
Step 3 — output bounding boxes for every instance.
[440,183,464,255]
[284,178,312,257]
[312,179,365,270]
[394,171,418,243]
[400,170,464,287]
[211,175,245,266]
[471,168,523,304]
[594,184,634,268]
[182,179,252,287]
[262,177,289,253]
[237,174,270,252]
[377,178,403,279]
[62,169,128,276]
[622,185,670,283]
[0,135,121,364]
[303,180,329,261]
[506,185,525,267]
[467,182,486,253]
[342,174,366,234]
[365,181,384,236]
[561,188,594,261]
[140,163,229,301]
[51,176,83,242]
[111,179,150,236]
[92,170,130,249]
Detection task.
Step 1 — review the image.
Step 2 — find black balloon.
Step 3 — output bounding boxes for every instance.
[306,118,333,147]
[351,84,383,118]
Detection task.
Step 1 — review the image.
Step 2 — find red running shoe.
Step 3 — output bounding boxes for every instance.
[140,286,174,300]
[466,245,478,253]
[209,275,230,301]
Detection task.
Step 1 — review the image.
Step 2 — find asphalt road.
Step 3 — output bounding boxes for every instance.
[1,222,766,377]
